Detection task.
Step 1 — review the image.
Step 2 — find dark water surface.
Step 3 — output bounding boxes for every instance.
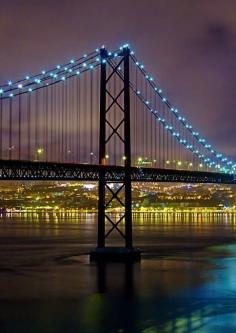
[1,212,236,332]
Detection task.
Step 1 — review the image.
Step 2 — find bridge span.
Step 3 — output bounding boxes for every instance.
[0,160,235,184]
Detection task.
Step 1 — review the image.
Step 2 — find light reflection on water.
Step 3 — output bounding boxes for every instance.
[0,212,236,332]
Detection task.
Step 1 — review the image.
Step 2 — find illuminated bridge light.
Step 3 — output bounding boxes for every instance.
[0,44,234,176]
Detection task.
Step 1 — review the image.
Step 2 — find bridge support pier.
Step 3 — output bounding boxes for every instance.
[90,247,141,262]
[90,46,141,262]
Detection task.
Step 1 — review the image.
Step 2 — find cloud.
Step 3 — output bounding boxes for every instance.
[0,0,236,160]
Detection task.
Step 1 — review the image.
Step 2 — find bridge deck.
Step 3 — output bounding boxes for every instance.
[0,160,235,184]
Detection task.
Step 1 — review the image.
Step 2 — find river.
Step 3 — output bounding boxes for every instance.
[0,212,236,332]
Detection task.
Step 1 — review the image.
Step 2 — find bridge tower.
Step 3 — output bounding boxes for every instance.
[90,46,141,261]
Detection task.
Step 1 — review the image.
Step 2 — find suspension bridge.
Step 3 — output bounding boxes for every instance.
[0,43,235,259]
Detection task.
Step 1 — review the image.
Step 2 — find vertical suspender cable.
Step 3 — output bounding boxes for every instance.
[166,105,169,165]
[134,65,138,164]
[154,94,157,166]
[54,84,57,161]
[9,98,12,159]
[35,89,38,159]
[65,82,68,162]
[76,76,79,163]
[145,78,148,160]
[0,97,2,159]
[142,76,145,161]
[43,88,46,162]
[162,102,165,168]
[27,93,31,160]
[45,88,48,162]
[78,75,81,162]
[84,72,88,162]
[90,70,93,163]
[150,89,153,164]
[18,93,21,160]
[61,82,65,163]
[68,79,71,162]
[52,84,55,161]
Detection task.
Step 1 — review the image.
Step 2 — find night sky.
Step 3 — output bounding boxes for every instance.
[0,0,236,158]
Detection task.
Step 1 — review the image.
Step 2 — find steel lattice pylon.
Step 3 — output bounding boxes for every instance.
[97,46,133,249]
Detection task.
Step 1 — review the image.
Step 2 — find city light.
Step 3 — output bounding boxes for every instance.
[36,148,44,155]
[0,182,235,212]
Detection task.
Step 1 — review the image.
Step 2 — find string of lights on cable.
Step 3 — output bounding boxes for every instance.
[0,42,234,174]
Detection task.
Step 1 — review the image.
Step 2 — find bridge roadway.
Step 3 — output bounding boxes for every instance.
[0,160,235,184]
